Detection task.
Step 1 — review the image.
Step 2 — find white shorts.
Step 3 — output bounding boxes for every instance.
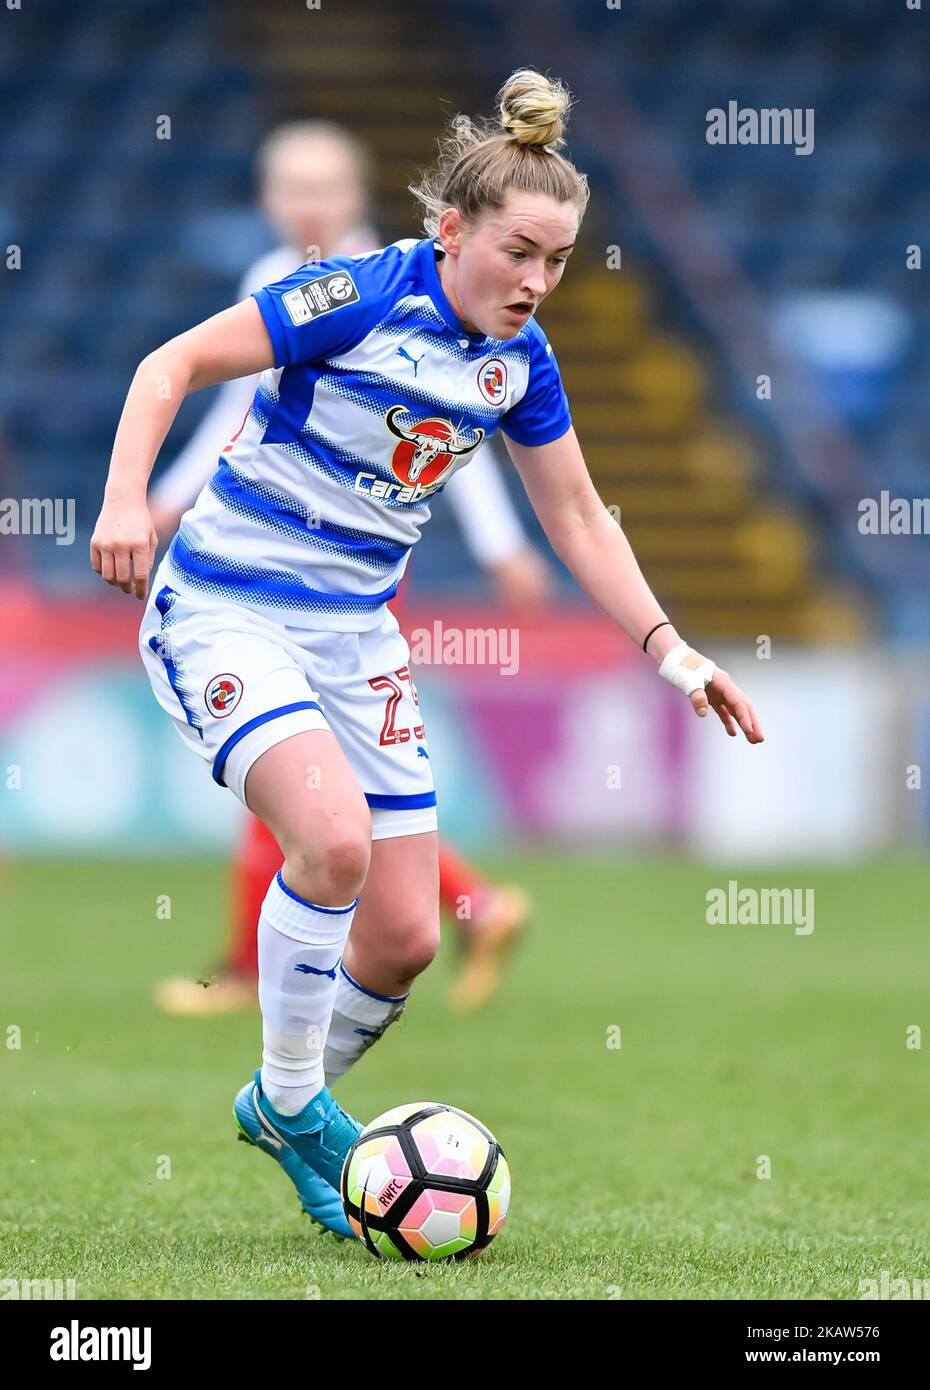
[138,576,437,840]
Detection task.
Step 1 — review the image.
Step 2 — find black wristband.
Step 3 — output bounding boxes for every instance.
[642,620,672,654]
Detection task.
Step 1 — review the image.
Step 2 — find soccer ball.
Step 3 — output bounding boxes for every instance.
[340,1101,510,1261]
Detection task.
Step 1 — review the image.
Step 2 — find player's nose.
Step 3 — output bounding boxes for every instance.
[520,265,547,300]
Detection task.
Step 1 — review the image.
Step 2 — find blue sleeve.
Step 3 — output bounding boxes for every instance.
[499,323,572,447]
[252,252,397,368]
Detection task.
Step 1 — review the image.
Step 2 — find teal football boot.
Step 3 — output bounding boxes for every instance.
[234,1070,361,1239]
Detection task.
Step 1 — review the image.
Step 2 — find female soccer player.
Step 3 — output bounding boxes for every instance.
[150,118,540,1019]
[91,69,763,1239]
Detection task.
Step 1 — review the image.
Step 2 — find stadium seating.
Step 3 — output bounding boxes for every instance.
[2,0,927,636]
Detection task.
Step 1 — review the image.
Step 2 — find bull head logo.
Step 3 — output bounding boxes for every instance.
[384,406,485,485]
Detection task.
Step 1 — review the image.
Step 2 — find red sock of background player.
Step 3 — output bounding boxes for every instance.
[438,840,492,932]
[228,815,283,976]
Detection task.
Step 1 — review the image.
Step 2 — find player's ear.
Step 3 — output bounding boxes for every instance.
[437,207,465,257]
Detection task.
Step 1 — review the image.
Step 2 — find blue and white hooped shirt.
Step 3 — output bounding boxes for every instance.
[163,236,572,631]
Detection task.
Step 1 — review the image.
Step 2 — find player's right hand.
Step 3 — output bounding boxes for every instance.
[90,498,158,600]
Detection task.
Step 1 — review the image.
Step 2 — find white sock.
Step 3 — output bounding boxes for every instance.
[257,870,359,1115]
[323,963,408,1089]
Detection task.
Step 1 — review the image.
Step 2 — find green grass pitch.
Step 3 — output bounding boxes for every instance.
[2,852,928,1300]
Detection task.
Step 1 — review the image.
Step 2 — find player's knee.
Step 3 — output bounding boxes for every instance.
[283,821,371,906]
[389,910,440,982]
[322,825,372,902]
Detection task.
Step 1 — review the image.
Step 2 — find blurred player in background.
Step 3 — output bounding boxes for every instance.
[149,121,549,1017]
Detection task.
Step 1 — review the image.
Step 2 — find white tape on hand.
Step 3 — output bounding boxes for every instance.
[658,641,716,696]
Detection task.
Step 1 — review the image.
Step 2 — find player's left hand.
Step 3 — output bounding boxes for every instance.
[656,640,763,744]
[691,667,764,743]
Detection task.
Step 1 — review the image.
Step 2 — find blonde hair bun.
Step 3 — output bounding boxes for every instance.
[498,69,571,150]
[409,69,588,239]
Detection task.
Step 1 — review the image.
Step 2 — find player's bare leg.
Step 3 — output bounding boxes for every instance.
[324,829,439,1087]
[241,726,373,1114]
[245,730,371,907]
[228,728,373,1230]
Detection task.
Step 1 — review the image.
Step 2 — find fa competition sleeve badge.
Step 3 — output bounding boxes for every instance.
[281,272,360,326]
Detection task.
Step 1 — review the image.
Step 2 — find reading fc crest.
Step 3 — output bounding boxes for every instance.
[205,673,243,718]
[478,358,508,405]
